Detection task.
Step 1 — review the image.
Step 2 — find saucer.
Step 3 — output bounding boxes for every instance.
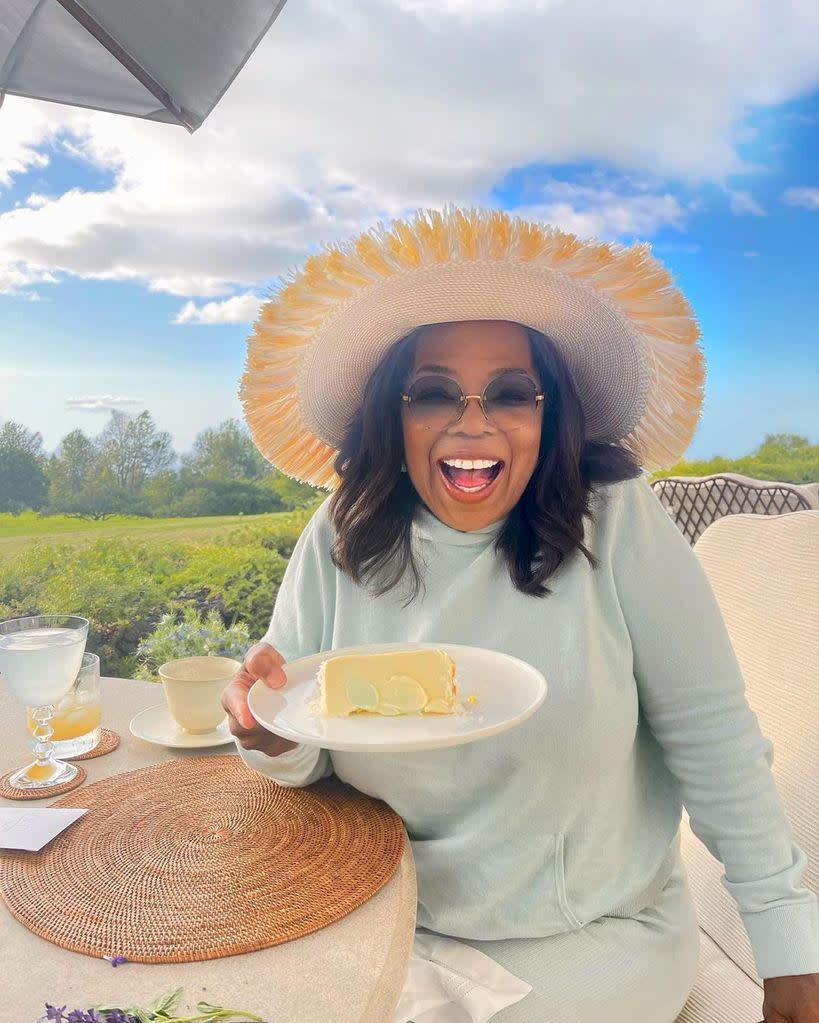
[129,704,234,749]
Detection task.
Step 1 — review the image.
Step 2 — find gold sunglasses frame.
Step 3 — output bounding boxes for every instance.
[401,372,545,431]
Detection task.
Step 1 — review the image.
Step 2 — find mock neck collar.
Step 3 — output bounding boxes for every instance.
[412,503,507,547]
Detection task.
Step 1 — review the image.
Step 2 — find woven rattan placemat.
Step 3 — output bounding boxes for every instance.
[0,754,406,962]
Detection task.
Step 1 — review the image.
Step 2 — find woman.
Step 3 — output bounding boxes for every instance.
[222,208,819,1022]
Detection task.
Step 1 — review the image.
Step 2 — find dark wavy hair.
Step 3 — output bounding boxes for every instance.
[328,325,643,602]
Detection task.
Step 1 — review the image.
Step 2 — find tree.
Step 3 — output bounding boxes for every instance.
[753,433,810,455]
[97,410,175,494]
[48,428,97,497]
[0,421,44,461]
[650,432,818,485]
[264,472,322,510]
[0,449,48,512]
[162,479,285,517]
[182,419,270,482]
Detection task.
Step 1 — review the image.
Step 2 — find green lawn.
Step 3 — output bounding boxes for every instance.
[0,511,273,564]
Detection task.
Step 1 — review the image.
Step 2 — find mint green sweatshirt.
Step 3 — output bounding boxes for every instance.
[236,472,819,979]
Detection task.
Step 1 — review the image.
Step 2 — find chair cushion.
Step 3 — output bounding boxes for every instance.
[682,510,819,983]
[675,927,763,1023]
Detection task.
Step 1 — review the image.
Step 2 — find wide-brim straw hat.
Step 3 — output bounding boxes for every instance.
[241,206,705,488]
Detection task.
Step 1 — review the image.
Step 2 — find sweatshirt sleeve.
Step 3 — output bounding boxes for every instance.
[234,499,335,789]
[608,473,819,979]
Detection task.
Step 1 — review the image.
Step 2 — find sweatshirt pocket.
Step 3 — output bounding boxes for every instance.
[551,832,585,930]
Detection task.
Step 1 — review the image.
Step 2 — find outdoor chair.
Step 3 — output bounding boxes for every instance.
[674,508,819,1021]
[651,472,819,545]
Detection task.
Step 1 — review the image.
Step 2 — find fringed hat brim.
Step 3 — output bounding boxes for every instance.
[241,207,705,488]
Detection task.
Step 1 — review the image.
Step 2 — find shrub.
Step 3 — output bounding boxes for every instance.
[157,479,287,517]
[134,607,251,680]
[0,509,309,678]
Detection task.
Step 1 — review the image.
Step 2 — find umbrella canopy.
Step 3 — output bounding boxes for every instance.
[0,0,289,132]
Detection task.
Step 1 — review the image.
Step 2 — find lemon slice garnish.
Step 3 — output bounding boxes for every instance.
[381,675,428,713]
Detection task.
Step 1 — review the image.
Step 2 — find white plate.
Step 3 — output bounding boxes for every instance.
[247,642,547,753]
[129,704,234,749]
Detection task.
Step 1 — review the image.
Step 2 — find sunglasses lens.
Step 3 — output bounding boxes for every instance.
[484,373,539,430]
[405,376,463,430]
[404,372,541,432]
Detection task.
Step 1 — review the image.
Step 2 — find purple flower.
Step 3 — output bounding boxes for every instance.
[39,1007,67,1023]
[102,954,128,967]
[105,1013,139,1023]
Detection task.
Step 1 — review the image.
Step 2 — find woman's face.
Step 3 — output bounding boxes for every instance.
[401,320,543,532]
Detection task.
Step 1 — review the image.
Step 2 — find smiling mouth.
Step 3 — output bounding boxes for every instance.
[439,458,504,493]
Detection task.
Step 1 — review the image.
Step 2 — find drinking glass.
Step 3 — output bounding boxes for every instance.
[0,614,89,789]
[26,652,101,758]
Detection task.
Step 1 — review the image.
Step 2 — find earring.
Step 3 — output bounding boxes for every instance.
[400,461,407,472]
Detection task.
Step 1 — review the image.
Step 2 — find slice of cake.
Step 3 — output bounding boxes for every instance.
[318,648,457,717]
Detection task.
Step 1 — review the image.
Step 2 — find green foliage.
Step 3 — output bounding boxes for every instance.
[48,428,96,496]
[263,472,325,511]
[157,479,286,517]
[98,410,175,493]
[1,539,173,676]
[649,433,818,485]
[0,448,48,512]
[36,414,323,519]
[0,421,44,460]
[219,506,318,559]
[166,541,288,639]
[0,512,300,678]
[49,480,151,520]
[180,418,269,481]
[134,607,251,680]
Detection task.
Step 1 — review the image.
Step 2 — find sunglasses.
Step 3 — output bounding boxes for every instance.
[401,371,545,433]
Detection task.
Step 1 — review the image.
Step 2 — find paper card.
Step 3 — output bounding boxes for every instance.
[0,807,88,851]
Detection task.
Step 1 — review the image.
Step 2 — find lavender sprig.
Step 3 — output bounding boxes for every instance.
[39,988,266,1023]
[39,1011,124,1023]
[102,955,129,968]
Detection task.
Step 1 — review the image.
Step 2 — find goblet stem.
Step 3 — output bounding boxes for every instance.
[32,704,56,766]
[7,704,78,789]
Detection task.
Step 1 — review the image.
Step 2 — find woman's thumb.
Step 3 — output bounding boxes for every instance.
[244,643,287,689]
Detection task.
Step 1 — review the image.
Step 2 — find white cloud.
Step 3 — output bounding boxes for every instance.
[728,190,766,216]
[0,263,59,293]
[20,193,52,209]
[66,395,146,413]
[0,102,59,187]
[0,0,818,300]
[173,293,264,324]
[783,187,819,210]
[515,178,690,239]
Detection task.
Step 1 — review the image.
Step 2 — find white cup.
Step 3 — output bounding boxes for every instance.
[158,655,240,734]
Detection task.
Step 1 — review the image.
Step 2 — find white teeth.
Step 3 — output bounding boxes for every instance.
[442,459,500,470]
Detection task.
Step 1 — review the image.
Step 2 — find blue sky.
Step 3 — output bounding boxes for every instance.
[1,1,817,466]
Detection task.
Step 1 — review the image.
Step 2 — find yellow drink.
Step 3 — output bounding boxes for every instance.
[27,698,101,740]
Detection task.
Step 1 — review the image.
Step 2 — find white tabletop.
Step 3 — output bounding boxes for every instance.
[0,676,417,1023]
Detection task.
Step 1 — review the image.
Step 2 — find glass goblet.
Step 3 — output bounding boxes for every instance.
[0,614,89,789]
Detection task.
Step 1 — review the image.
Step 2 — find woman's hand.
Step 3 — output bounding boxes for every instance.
[222,642,299,757]
[759,973,819,1022]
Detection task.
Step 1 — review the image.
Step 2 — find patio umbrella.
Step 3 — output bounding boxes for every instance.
[0,0,289,132]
